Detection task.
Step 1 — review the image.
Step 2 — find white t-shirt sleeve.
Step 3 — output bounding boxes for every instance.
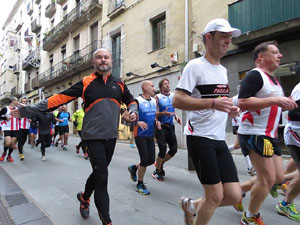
[176,61,198,94]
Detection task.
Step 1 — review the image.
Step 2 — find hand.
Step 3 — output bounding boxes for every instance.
[10,108,21,118]
[175,115,182,125]
[137,121,148,130]
[162,108,174,117]
[276,97,297,111]
[156,120,161,130]
[128,111,137,122]
[228,106,240,118]
[214,97,235,113]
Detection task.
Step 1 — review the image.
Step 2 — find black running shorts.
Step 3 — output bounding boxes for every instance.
[239,134,281,157]
[4,130,18,138]
[287,145,300,169]
[186,136,239,185]
[59,125,69,135]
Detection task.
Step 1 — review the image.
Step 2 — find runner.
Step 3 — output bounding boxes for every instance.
[17,97,30,161]
[152,78,181,181]
[172,18,242,225]
[72,103,88,159]
[52,106,62,146]
[236,41,297,224]
[275,80,300,221]
[11,48,137,225]
[28,116,38,148]
[56,104,70,151]
[127,80,160,195]
[0,97,20,162]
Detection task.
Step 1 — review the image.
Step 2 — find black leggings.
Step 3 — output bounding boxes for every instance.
[82,139,116,224]
[156,125,177,158]
[39,134,52,156]
[78,131,87,153]
[135,136,155,167]
[18,129,29,154]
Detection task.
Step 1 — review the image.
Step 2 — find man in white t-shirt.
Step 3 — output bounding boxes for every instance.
[173,18,242,225]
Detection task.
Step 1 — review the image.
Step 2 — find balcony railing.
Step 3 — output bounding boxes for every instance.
[40,40,100,87]
[31,18,42,33]
[25,82,31,93]
[22,49,40,70]
[32,76,39,89]
[229,0,300,34]
[108,0,126,19]
[15,21,23,32]
[57,0,67,5]
[43,0,102,51]
[45,2,56,18]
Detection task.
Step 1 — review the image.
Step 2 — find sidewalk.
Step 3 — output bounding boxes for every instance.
[0,165,54,225]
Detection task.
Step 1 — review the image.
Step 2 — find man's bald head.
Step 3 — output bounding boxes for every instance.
[93,48,112,59]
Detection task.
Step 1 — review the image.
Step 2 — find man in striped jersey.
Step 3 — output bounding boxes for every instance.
[237,41,297,225]
[17,97,30,161]
[0,97,20,162]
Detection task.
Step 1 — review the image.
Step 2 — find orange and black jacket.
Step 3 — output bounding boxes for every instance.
[19,72,137,140]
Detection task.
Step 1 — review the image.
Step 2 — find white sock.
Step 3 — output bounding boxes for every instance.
[228,144,235,152]
[246,210,255,218]
[245,155,253,170]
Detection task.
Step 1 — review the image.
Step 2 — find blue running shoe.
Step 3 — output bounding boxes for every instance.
[136,183,150,195]
[130,144,135,148]
[128,165,137,182]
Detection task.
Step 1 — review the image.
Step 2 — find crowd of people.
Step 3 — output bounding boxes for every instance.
[0,17,298,225]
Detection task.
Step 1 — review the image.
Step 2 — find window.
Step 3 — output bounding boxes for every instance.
[49,54,54,74]
[63,5,68,19]
[61,45,66,61]
[73,35,80,61]
[112,33,121,78]
[115,0,124,8]
[151,14,166,50]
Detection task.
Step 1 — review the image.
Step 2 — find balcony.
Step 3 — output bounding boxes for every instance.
[22,50,40,70]
[43,0,102,51]
[45,2,56,18]
[31,18,42,33]
[40,40,100,87]
[25,82,31,93]
[229,0,300,46]
[27,2,33,15]
[57,0,67,5]
[32,76,39,89]
[13,64,20,74]
[108,0,126,19]
[35,0,41,4]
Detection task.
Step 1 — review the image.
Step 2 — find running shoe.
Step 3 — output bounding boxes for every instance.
[152,170,164,181]
[247,167,256,176]
[270,184,279,198]
[12,145,17,149]
[84,153,89,160]
[241,212,266,225]
[129,143,135,148]
[41,156,46,162]
[278,183,288,196]
[7,156,14,162]
[62,146,67,151]
[276,201,300,221]
[233,199,244,212]
[180,196,196,225]
[55,141,59,147]
[75,145,80,154]
[20,154,24,161]
[161,165,165,176]
[0,153,6,161]
[51,141,54,147]
[77,191,90,219]
[128,165,137,182]
[136,183,150,195]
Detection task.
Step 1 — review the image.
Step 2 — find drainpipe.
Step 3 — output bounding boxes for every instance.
[185,0,189,63]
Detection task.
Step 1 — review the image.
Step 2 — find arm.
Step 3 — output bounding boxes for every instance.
[173,89,234,113]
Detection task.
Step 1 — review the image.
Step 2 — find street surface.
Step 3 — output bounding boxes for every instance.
[0,135,299,225]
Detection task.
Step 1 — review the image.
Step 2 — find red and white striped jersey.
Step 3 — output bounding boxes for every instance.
[1,106,19,131]
[19,118,30,129]
[238,68,284,138]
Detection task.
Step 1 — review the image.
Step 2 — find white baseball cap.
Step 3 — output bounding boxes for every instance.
[202,18,241,37]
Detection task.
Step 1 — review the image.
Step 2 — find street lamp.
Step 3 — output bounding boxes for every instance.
[126,72,144,77]
[150,62,170,70]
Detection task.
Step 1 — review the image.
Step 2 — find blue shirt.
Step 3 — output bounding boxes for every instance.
[157,92,175,125]
[58,111,70,127]
[136,96,157,137]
